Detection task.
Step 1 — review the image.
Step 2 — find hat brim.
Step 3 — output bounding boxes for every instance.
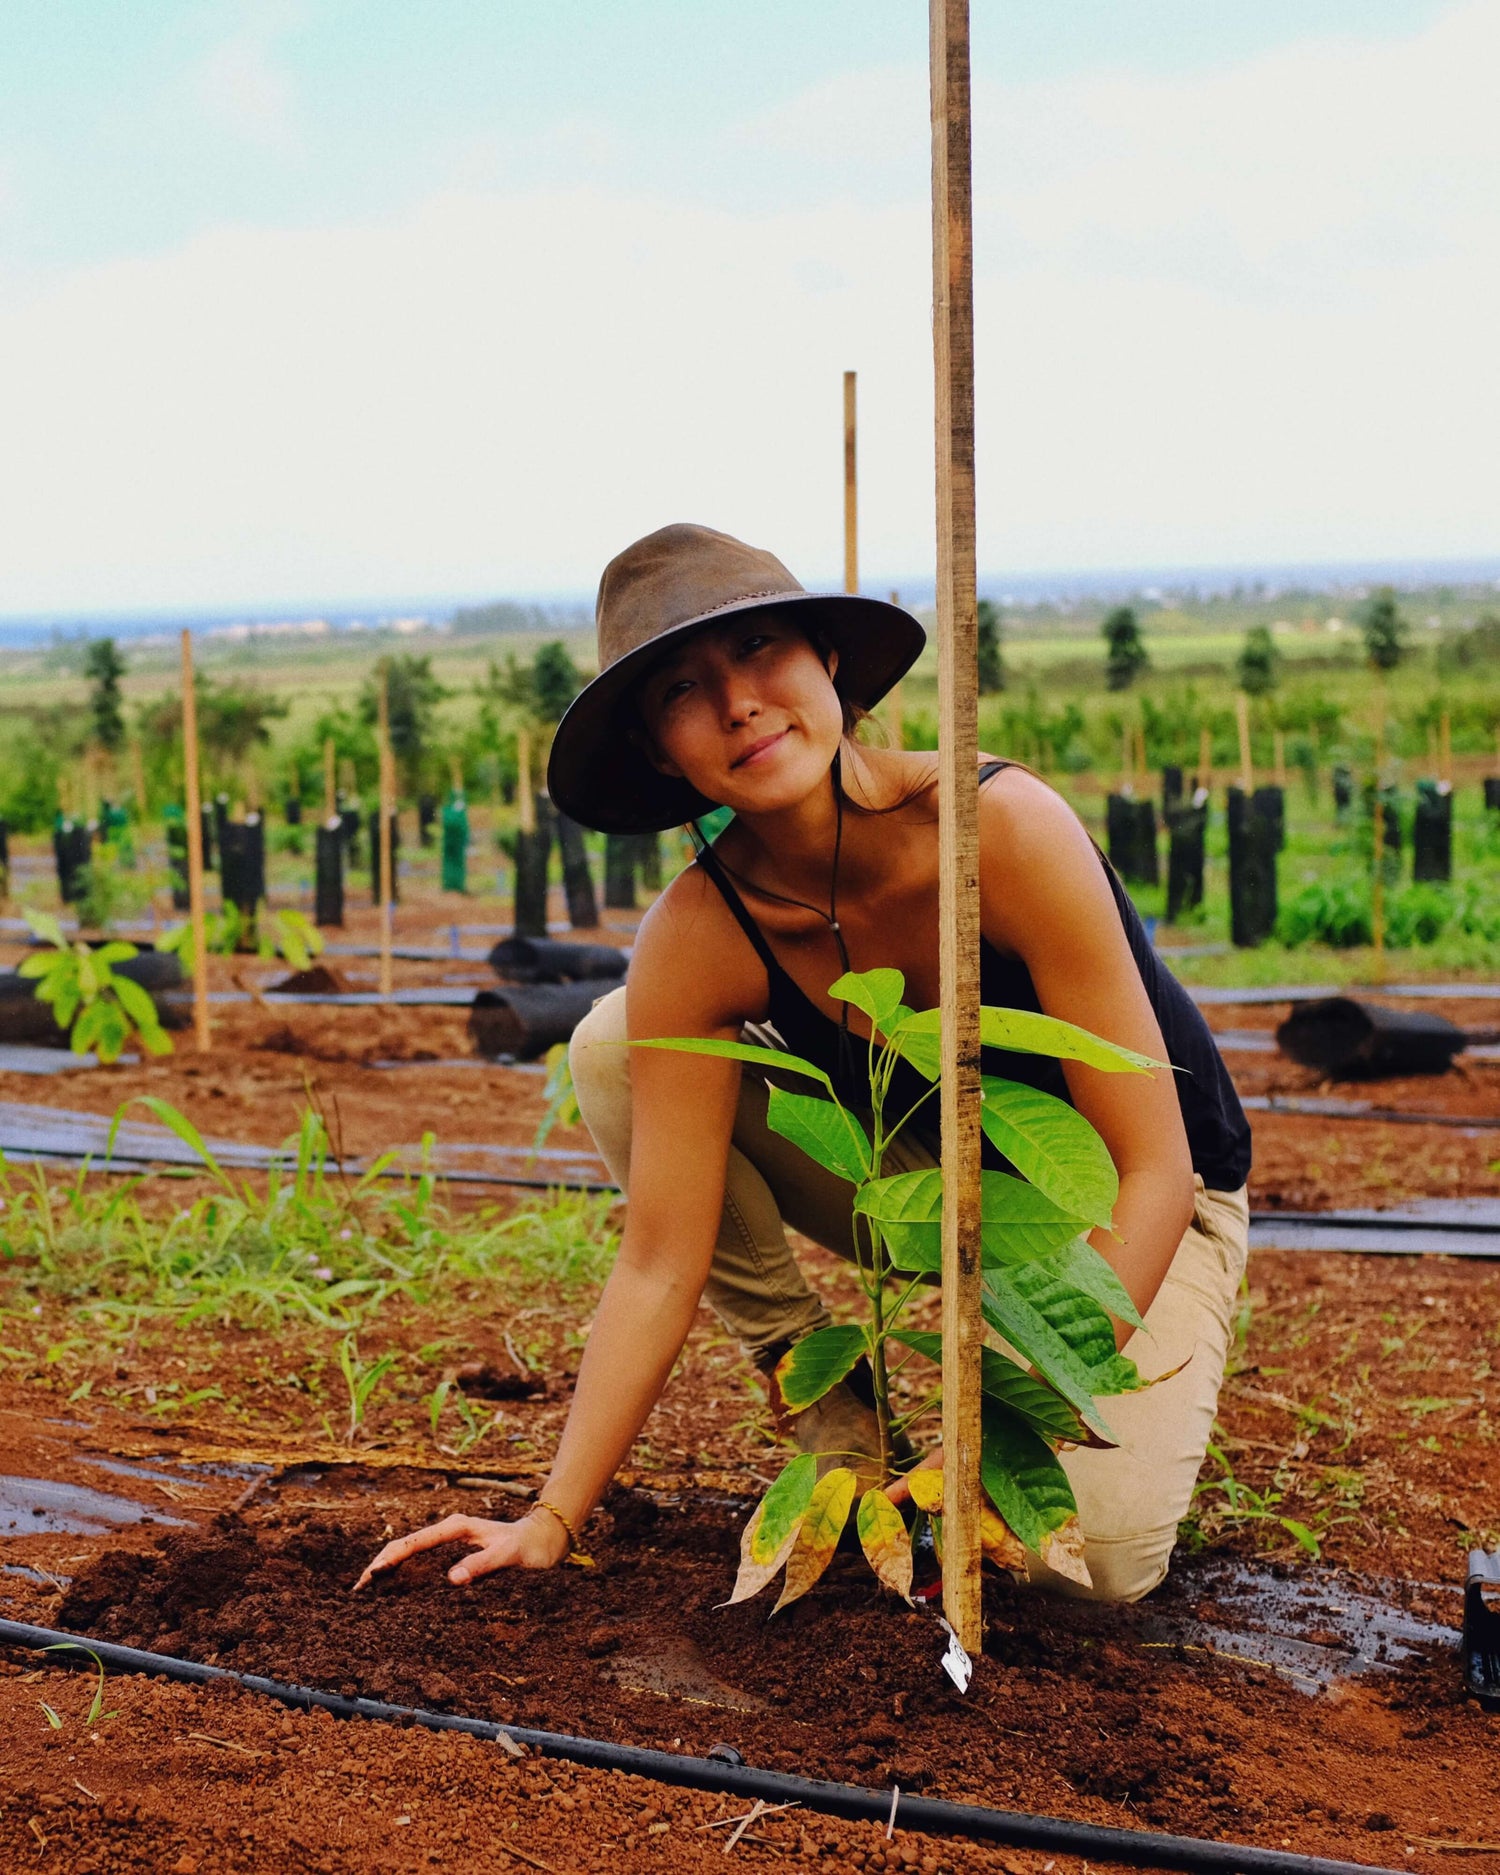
[546,592,927,834]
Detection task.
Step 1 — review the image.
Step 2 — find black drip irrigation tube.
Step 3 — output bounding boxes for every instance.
[1,1617,1405,1875]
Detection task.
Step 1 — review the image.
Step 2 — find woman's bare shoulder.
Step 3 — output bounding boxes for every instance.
[976,764,1106,909]
[628,855,769,1031]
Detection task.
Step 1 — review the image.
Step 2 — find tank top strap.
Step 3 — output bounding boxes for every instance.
[978,759,1012,786]
[693,841,786,984]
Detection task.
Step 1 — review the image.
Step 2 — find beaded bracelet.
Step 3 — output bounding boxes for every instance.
[533,1498,594,1567]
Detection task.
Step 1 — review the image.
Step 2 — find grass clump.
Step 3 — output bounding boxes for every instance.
[0,1098,620,1338]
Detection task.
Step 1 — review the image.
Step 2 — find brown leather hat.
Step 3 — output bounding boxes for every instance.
[546,522,925,833]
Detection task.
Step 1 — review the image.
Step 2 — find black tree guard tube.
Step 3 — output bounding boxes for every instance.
[1166,800,1207,923]
[0,1617,1404,1875]
[512,797,553,939]
[603,831,637,909]
[314,817,345,927]
[1412,780,1453,883]
[555,810,600,929]
[1227,786,1277,947]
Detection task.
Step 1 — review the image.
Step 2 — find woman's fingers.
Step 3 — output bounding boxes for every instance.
[353,1514,505,1591]
[352,1509,566,1591]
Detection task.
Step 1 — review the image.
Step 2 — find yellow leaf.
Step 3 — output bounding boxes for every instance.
[857,1488,913,1602]
[980,1503,1028,1572]
[1038,1515,1092,1589]
[721,1498,802,1606]
[772,1466,857,1613]
[904,1466,943,1514]
[902,1469,1026,1572]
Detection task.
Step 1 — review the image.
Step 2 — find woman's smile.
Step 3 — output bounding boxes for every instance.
[731,727,792,769]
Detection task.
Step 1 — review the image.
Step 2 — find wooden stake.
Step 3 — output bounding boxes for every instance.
[179,630,211,1053]
[930,0,983,1658]
[1439,710,1452,787]
[843,370,859,595]
[323,737,337,820]
[1273,728,1287,790]
[1134,723,1147,793]
[1197,723,1212,795]
[377,666,395,998]
[516,726,536,836]
[1235,694,1253,793]
[449,755,463,793]
[1119,722,1131,796]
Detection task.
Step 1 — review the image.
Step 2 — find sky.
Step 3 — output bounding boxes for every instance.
[0,0,1494,616]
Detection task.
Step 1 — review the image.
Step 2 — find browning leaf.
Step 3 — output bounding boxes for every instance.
[721,1498,802,1606]
[772,1466,857,1613]
[1038,1515,1092,1589]
[856,1487,913,1602]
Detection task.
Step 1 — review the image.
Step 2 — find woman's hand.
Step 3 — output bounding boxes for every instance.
[352,1506,569,1591]
[883,1448,941,1510]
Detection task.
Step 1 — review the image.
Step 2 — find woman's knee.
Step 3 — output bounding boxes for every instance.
[568,985,631,1144]
[1028,1527,1175,1605]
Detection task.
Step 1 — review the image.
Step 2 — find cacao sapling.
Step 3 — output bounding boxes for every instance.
[637,967,1165,1611]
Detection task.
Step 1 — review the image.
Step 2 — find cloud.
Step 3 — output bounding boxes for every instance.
[192,10,302,156]
[0,3,1494,611]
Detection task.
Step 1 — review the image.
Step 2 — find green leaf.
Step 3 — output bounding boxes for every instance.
[93,942,138,966]
[828,967,907,1034]
[891,1330,1100,1447]
[51,980,81,1029]
[628,1036,834,1094]
[854,1168,1089,1273]
[980,1274,1115,1438]
[71,1000,107,1055]
[156,922,190,956]
[91,1007,129,1065]
[774,1324,867,1413]
[979,1077,1118,1227]
[16,952,58,980]
[890,1005,1161,1080]
[24,908,67,950]
[1045,1235,1145,1332]
[108,1096,236,1194]
[749,1452,818,1565]
[765,1085,870,1183]
[980,1398,1090,1585]
[110,974,159,1031]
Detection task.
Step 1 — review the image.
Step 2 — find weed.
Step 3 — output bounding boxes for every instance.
[337,1336,398,1444]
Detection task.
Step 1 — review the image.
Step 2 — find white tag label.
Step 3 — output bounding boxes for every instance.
[938,1621,973,1694]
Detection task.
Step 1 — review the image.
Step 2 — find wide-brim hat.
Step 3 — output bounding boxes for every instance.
[547,522,926,833]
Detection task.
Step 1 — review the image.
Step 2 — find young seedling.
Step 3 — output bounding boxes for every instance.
[637,966,1166,1610]
[19,910,173,1065]
[338,1334,398,1445]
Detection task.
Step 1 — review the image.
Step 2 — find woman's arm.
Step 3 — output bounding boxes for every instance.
[980,769,1194,1345]
[355,872,764,1588]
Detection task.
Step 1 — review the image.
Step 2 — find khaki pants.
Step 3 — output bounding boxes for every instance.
[571,984,1249,1604]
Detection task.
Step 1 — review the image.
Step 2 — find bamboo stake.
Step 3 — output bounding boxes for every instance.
[1273,728,1287,790]
[1197,723,1212,795]
[1439,710,1452,787]
[931,0,983,1658]
[1134,723,1147,793]
[323,737,337,820]
[179,630,211,1053]
[1119,722,1131,796]
[843,370,859,595]
[516,726,536,836]
[449,755,463,793]
[1235,694,1253,793]
[1372,682,1386,974]
[377,666,395,998]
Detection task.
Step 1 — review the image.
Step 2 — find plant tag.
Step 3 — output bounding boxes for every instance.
[937,1619,972,1695]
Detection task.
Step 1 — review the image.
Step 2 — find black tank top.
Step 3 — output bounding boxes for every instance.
[694,762,1251,1191]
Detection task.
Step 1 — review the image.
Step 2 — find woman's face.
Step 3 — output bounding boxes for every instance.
[634,613,844,818]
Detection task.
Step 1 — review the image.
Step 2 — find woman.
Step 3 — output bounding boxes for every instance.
[357,523,1250,1603]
